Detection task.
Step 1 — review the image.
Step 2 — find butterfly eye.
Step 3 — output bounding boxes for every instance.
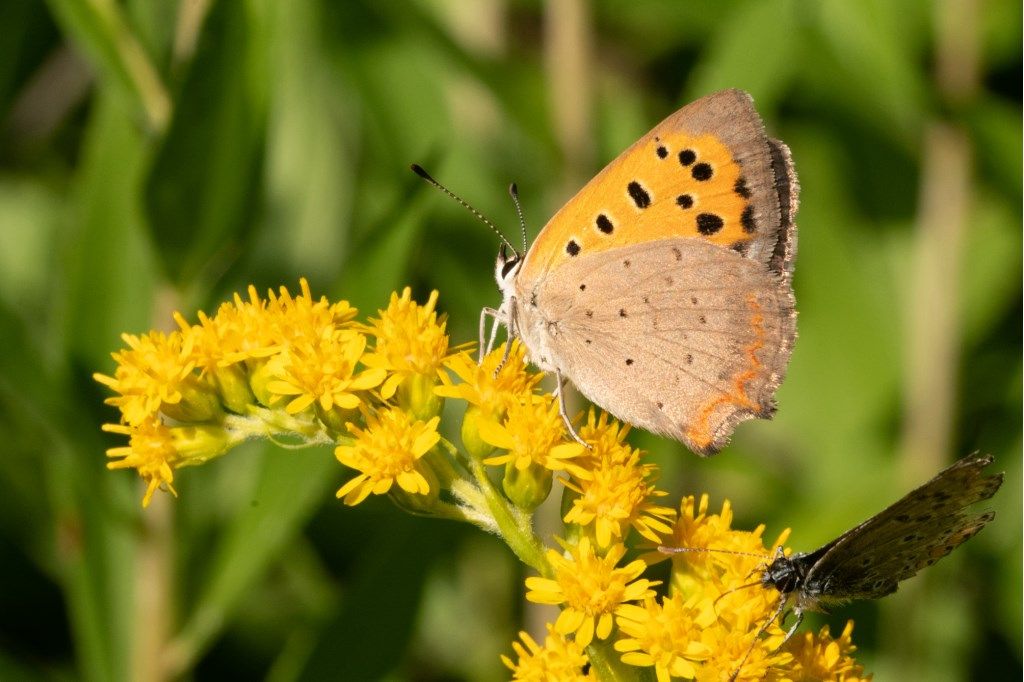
[497,244,521,278]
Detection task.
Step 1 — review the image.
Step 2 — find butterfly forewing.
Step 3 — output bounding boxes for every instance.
[524,238,795,455]
[518,89,797,285]
[797,455,1002,605]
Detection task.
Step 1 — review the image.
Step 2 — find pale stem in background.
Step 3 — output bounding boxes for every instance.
[890,0,978,678]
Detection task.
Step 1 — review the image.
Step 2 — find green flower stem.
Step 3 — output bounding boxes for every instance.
[424,444,463,489]
[230,408,335,446]
[467,457,550,575]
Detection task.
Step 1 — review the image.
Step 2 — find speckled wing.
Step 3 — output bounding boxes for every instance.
[529,237,796,455]
[798,455,1003,604]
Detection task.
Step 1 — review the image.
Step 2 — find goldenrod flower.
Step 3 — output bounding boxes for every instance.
[576,409,632,460]
[768,621,871,682]
[435,341,541,412]
[478,394,587,475]
[660,495,788,615]
[648,495,808,680]
[437,341,543,459]
[264,279,357,346]
[94,282,871,682]
[361,288,451,403]
[93,330,220,426]
[561,435,675,549]
[103,418,179,506]
[335,408,440,506]
[103,417,236,507]
[175,301,272,372]
[526,538,658,647]
[694,623,793,682]
[615,594,716,681]
[266,331,385,414]
[501,624,593,682]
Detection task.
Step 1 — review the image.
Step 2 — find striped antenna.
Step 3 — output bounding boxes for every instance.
[410,164,519,256]
[508,182,528,253]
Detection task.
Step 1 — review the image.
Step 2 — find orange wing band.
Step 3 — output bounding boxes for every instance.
[685,294,765,448]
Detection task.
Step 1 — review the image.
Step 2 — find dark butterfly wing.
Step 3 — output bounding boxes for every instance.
[799,454,1002,603]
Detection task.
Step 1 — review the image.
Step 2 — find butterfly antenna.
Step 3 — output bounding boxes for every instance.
[508,182,528,253]
[658,545,768,560]
[659,545,771,607]
[712,579,763,609]
[410,164,519,256]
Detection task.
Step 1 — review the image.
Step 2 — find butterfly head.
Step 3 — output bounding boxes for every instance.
[495,243,522,294]
[760,551,806,596]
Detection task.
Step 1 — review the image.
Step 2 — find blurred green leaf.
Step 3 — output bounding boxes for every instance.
[687,0,799,109]
[171,444,338,674]
[46,0,170,131]
[144,0,269,285]
[63,89,156,368]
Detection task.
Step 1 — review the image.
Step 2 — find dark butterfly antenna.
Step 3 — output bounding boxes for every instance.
[410,164,519,256]
[508,182,528,253]
[712,578,763,609]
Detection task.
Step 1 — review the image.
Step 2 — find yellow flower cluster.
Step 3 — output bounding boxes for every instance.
[509,492,869,681]
[96,281,445,506]
[96,284,869,680]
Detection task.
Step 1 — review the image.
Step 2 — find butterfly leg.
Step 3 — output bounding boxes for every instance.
[779,608,804,646]
[729,594,789,682]
[478,307,502,363]
[485,310,504,356]
[492,300,519,375]
[554,368,590,448]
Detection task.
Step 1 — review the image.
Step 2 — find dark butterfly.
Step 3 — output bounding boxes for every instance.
[662,453,1003,678]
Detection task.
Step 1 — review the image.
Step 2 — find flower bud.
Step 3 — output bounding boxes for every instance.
[212,363,256,414]
[397,372,444,421]
[390,464,441,514]
[169,424,233,465]
[461,405,497,460]
[316,403,357,434]
[247,359,277,407]
[161,377,223,423]
[502,462,552,512]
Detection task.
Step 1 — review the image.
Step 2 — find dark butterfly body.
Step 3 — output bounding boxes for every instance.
[763,454,1002,635]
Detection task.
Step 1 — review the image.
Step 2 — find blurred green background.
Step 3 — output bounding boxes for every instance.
[0,0,1019,680]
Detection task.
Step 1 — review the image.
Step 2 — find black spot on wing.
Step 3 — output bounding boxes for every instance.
[596,213,614,234]
[741,205,757,233]
[627,181,651,208]
[566,240,581,256]
[691,163,713,181]
[734,176,751,198]
[696,213,724,235]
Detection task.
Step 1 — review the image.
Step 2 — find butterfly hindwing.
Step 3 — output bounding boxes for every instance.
[523,237,796,455]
